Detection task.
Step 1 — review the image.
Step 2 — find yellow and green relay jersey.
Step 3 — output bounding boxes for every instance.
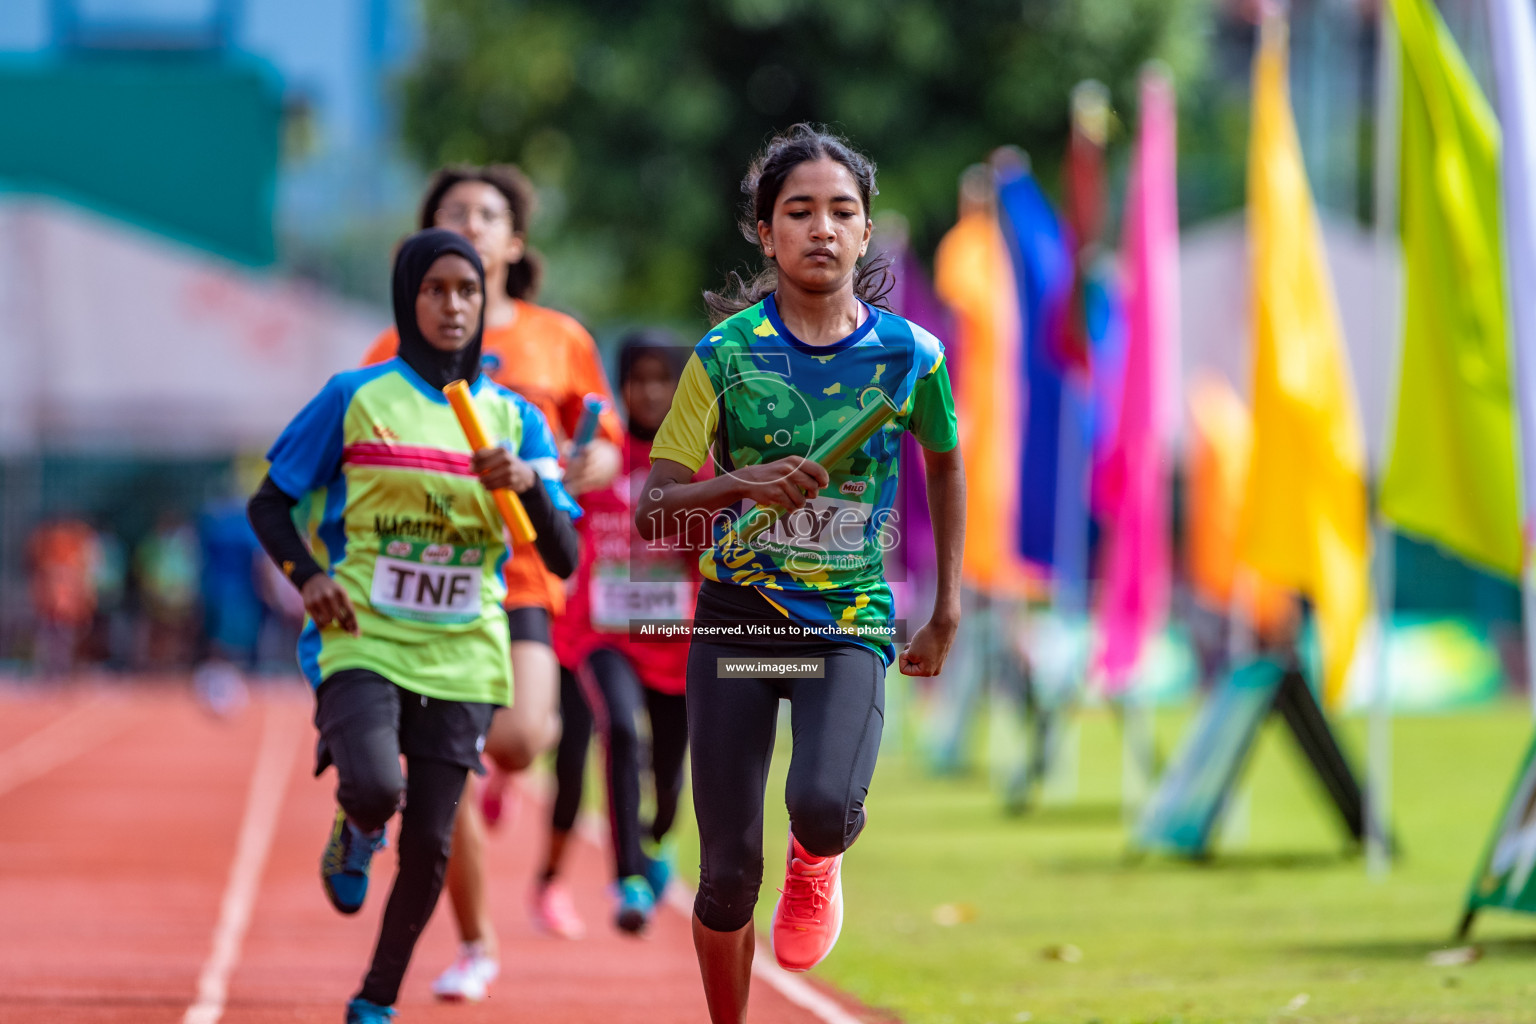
[651,295,958,663]
[266,358,579,705]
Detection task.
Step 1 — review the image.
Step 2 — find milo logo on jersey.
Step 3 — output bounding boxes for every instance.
[370,536,486,625]
[744,495,885,575]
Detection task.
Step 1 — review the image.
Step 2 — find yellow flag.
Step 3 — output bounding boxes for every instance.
[1379,0,1518,577]
[1240,17,1371,707]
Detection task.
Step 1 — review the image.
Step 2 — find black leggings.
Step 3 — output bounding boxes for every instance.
[314,670,494,1007]
[688,637,884,933]
[573,648,688,881]
[550,666,593,835]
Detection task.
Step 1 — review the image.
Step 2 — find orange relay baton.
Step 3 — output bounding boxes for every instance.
[443,378,538,545]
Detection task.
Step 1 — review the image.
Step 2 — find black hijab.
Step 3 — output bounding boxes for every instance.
[392,228,487,388]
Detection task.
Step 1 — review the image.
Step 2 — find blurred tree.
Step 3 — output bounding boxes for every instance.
[400,0,1212,323]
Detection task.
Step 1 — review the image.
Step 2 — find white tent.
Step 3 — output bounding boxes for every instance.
[0,196,384,455]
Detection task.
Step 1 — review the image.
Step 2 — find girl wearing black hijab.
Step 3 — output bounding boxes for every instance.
[247,229,580,1024]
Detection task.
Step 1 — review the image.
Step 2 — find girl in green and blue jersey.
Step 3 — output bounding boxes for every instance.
[638,125,966,1024]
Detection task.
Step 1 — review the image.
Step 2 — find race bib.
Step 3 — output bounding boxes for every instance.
[370,537,484,625]
[751,495,872,555]
[590,561,694,631]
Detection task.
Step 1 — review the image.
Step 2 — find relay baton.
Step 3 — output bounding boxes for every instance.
[571,393,606,452]
[726,389,899,549]
[443,379,538,545]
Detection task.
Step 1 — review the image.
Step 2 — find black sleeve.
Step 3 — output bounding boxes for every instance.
[247,475,325,592]
[516,477,580,579]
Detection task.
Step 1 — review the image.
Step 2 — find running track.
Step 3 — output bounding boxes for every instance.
[0,682,884,1024]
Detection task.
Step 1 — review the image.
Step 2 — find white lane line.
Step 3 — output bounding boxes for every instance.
[184,699,304,1024]
[0,699,129,798]
[747,935,869,1024]
[552,780,867,1024]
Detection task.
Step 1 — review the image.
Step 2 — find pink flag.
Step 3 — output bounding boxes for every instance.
[1094,67,1178,692]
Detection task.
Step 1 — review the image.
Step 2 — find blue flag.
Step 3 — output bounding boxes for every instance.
[996,169,1093,599]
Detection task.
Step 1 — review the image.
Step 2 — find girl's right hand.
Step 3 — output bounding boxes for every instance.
[301,574,360,636]
[730,456,830,511]
[470,446,535,493]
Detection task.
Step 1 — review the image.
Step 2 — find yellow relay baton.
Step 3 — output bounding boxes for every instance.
[443,378,538,546]
[725,388,899,549]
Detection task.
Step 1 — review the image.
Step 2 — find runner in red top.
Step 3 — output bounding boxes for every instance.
[543,332,702,937]
[553,335,694,694]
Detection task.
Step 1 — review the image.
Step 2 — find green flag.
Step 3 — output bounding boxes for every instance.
[1380,0,1519,578]
[1462,732,1536,932]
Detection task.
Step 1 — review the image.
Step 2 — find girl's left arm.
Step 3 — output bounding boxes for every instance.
[898,444,965,677]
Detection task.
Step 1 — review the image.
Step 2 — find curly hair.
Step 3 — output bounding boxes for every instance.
[419,164,543,301]
[704,124,893,326]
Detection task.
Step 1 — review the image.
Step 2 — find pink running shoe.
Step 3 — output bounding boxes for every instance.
[771,832,844,972]
[529,879,586,940]
[479,768,514,831]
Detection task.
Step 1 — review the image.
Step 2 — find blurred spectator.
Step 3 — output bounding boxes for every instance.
[82,524,132,669]
[191,491,265,714]
[198,495,265,668]
[135,511,201,669]
[26,518,101,678]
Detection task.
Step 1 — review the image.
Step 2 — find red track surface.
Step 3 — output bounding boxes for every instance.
[0,682,881,1024]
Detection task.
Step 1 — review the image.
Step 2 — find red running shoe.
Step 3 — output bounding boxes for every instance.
[770,831,844,972]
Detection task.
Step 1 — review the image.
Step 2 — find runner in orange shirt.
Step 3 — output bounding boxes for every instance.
[27,518,100,678]
[360,164,623,1001]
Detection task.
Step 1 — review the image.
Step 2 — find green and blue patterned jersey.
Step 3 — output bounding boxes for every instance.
[651,295,958,663]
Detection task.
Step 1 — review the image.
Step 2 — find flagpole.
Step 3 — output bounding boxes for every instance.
[1367,0,1403,880]
[1487,0,1536,718]
[1057,82,1102,627]
[1049,84,1104,805]
[1050,385,1087,807]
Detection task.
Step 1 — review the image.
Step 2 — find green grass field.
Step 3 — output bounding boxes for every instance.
[673,698,1536,1024]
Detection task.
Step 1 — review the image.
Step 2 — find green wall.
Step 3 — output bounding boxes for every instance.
[0,54,282,265]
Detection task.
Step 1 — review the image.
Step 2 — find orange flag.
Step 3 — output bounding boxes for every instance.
[934,205,1035,596]
[1186,373,1295,637]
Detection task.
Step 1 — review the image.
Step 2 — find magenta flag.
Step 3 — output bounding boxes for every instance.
[1094,67,1178,692]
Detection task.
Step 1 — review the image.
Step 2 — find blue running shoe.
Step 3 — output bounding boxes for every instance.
[641,838,674,902]
[321,807,386,915]
[614,875,655,935]
[345,996,396,1023]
